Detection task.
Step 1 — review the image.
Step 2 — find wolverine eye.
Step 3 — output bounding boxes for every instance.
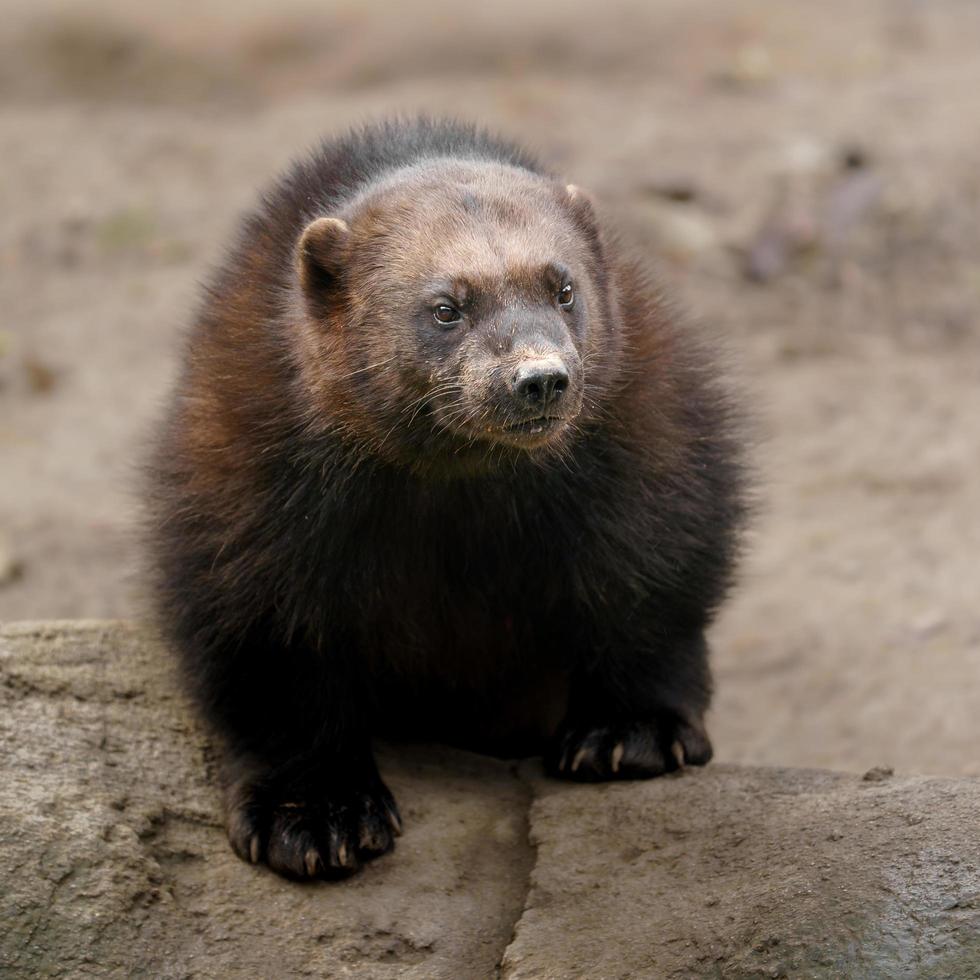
[433,304,462,325]
[558,283,574,308]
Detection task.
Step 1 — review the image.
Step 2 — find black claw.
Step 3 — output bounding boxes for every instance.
[549,711,712,783]
[226,776,399,879]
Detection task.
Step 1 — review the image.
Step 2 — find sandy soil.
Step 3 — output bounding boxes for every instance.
[2,0,978,776]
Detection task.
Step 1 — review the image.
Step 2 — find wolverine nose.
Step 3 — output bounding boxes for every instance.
[513,360,569,410]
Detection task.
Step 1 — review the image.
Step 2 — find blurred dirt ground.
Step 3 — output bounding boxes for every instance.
[2,0,978,775]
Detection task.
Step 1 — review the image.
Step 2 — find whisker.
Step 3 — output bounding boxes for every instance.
[331,355,399,382]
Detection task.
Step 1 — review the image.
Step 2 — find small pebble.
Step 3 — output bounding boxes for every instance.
[862,766,895,782]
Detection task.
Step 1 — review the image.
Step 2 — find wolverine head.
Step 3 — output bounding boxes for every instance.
[294,159,617,473]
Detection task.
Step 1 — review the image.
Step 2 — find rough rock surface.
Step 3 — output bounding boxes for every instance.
[3,622,979,979]
[0,622,533,979]
[504,768,980,980]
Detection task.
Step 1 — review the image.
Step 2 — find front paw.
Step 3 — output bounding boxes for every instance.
[226,774,402,879]
[548,711,712,782]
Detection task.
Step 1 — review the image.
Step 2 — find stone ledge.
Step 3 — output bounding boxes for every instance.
[2,622,978,979]
[507,766,980,979]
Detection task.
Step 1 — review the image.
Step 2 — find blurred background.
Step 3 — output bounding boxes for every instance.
[2,0,978,776]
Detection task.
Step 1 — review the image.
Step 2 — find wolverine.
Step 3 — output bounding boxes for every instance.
[146,118,748,880]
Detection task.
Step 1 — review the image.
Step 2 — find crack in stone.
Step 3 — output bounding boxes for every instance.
[494,762,539,980]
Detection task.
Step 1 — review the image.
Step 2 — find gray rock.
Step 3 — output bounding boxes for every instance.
[502,765,980,980]
[0,622,533,979]
[2,622,978,979]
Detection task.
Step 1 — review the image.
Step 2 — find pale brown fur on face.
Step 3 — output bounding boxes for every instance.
[288,159,614,475]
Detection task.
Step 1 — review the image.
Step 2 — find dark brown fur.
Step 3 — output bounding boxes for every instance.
[146,118,748,880]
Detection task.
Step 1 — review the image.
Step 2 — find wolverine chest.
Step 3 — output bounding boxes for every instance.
[358,572,537,684]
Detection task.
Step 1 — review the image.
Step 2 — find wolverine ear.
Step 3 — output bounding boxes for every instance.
[564,184,604,261]
[564,183,599,225]
[296,217,350,294]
